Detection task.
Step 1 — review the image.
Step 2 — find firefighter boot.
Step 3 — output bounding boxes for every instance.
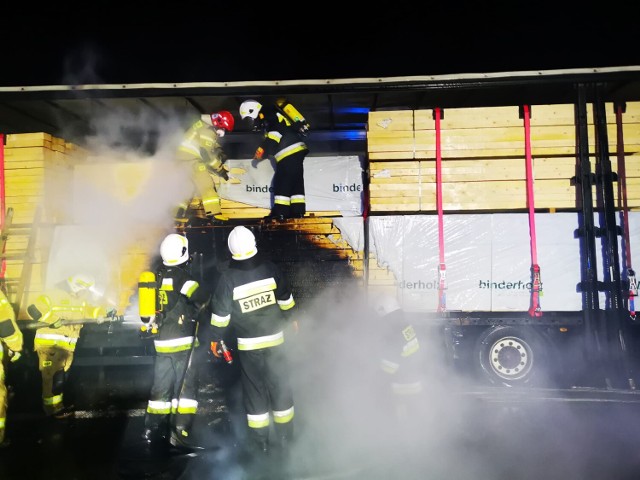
[276,422,293,452]
[169,428,205,452]
[142,423,169,445]
[174,207,189,225]
[53,406,74,420]
[244,430,269,457]
[262,213,285,223]
[205,213,228,224]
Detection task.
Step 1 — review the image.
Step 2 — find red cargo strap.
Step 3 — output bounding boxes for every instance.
[434,107,447,312]
[523,105,542,317]
[615,103,637,320]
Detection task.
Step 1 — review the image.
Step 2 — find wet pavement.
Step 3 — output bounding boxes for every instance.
[3,375,640,480]
[5,309,640,480]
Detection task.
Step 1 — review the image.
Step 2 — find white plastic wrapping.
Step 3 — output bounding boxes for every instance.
[218,156,363,216]
[368,212,640,313]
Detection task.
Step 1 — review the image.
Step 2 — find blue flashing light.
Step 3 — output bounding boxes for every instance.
[334,107,370,115]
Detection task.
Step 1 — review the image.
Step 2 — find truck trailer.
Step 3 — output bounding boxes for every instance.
[0,66,639,393]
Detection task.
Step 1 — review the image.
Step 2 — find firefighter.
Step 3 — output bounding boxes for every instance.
[239,99,310,221]
[0,287,23,448]
[28,274,115,418]
[175,110,235,225]
[140,233,210,452]
[371,293,424,425]
[210,225,297,456]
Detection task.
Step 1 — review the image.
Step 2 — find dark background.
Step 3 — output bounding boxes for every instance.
[3,2,640,86]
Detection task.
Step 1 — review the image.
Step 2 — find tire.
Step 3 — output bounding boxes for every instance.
[474,326,552,387]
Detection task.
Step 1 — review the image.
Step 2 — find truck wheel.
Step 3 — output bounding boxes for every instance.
[474,326,550,387]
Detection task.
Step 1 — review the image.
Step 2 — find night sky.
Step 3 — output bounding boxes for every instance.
[2,2,640,86]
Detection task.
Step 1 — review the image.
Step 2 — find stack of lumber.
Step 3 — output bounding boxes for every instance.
[368,103,640,212]
[2,132,87,318]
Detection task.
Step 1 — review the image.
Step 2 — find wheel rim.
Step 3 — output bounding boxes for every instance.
[488,336,533,381]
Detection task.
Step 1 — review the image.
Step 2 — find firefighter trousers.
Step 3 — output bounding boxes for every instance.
[271,153,306,218]
[192,165,222,217]
[144,350,199,438]
[239,344,294,448]
[0,343,8,443]
[35,346,74,416]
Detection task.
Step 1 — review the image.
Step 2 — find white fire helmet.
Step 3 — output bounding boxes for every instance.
[160,233,189,266]
[239,100,262,121]
[371,292,402,317]
[227,226,257,261]
[67,274,96,294]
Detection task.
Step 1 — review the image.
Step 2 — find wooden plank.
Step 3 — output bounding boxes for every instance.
[368,111,414,131]
[4,160,51,170]
[367,131,415,153]
[414,146,580,158]
[4,147,50,162]
[416,106,520,129]
[371,158,578,183]
[4,167,46,179]
[528,104,581,127]
[5,132,53,148]
[369,151,416,160]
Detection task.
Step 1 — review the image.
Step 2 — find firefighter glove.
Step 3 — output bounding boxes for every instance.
[9,350,21,363]
[253,147,264,161]
[51,319,63,329]
[219,169,230,181]
[296,122,310,137]
[210,341,222,358]
[27,304,42,321]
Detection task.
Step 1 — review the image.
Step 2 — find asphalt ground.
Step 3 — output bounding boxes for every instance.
[3,363,640,480]
[5,303,640,480]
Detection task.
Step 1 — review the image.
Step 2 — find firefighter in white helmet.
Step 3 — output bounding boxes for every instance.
[0,286,22,448]
[210,225,298,457]
[141,233,211,452]
[239,99,310,221]
[175,110,235,225]
[28,273,115,418]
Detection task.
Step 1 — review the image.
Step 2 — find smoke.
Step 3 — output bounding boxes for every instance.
[181,282,640,479]
[43,104,194,307]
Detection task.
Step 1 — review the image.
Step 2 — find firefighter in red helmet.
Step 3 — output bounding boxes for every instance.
[175,110,235,225]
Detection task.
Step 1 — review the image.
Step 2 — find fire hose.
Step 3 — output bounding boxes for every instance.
[21,315,125,330]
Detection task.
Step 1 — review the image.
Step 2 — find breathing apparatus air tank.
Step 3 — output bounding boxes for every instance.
[138,271,158,334]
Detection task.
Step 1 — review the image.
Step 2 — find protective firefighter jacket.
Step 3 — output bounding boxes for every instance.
[257,106,309,165]
[0,290,22,356]
[210,255,296,347]
[153,264,209,354]
[176,119,228,217]
[29,282,109,416]
[254,105,309,218]
[377,309,423,396]
[0,289,22,444]
[144,262,208,438]
[30,283,107,351]
[210,253,297,443]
